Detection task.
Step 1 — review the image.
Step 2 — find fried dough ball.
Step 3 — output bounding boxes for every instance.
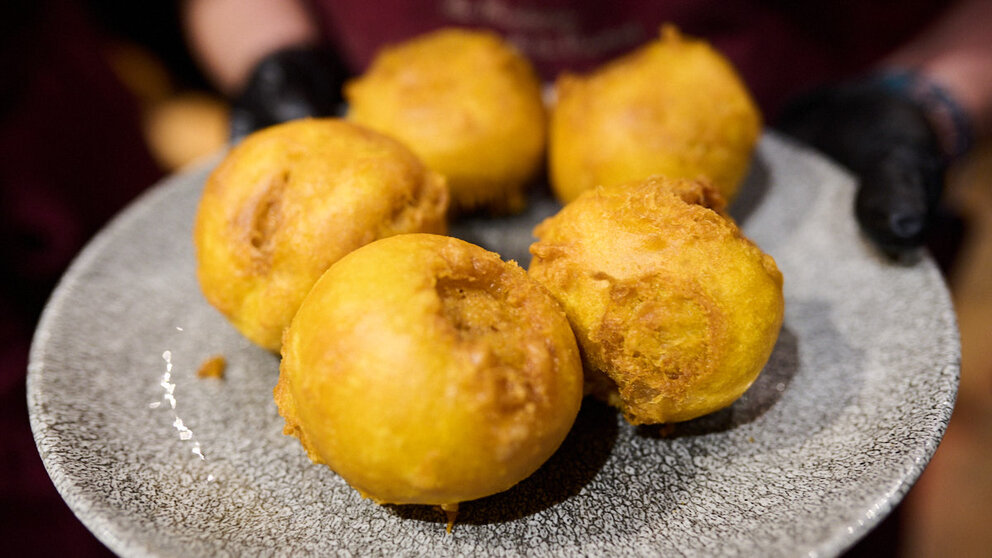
[275,234,583,508]
[528,176,783,424]
[345,28,546,213]
[549,25,761,204]
[193,118,448,351]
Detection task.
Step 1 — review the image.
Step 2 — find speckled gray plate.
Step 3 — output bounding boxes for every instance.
[28,134,959,557]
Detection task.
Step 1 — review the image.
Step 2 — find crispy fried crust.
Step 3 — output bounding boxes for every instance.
[529,176,783,424]
[276,234,583,506]
[193,118,448,351]
[346,28,546,213]
[550,25,762,204]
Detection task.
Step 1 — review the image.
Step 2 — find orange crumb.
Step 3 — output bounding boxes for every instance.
[197,355,226,379]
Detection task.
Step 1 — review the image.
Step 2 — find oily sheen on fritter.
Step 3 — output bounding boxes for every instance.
[193,118,448,351]
[529,176,784,424]
[275,234,583,513]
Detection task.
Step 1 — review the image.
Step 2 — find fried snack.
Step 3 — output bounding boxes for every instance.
[275,234,583,509]
[193,118,448,351]
[549,25,761,204]
[345,28,546,213]
[528,176,783,424]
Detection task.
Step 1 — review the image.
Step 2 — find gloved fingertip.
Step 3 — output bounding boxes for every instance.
[853,143,944,255]
[855,198,930,255]
[229,109,261,143]
[229,123,251,143]
[888,212,927,240]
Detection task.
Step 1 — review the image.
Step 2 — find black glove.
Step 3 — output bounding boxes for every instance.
[777,71,972,256]
[230,45,347,141]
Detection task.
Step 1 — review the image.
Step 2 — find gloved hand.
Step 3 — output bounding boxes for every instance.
[776,71,972,256]
[230,45,347,141]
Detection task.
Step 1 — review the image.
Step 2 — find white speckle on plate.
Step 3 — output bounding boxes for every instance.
[151,348,207,460]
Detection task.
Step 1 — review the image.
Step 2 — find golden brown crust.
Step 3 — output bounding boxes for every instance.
[529,176,783,424]
[549,25,762,204]
[345,28,546,213]
[276,234,583,506]
[193,118,448,351]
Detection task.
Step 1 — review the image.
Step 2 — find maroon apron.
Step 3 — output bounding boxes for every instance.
[308,0,943,117]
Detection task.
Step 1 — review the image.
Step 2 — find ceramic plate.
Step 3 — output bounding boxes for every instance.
[28,134,959,557]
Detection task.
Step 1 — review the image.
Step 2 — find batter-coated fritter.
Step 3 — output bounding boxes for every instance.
[550,25,761,204]
[346,28,546,213]
[528,176,783,424]
[193,118,448,351]
[275,234,583,508]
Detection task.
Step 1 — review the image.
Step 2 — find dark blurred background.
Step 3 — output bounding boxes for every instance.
[1,1,989,556]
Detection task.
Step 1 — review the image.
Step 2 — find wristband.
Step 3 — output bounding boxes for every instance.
[870,69,975,161]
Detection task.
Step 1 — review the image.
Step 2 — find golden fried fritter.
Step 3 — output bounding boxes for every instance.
[528,176,783,424]
[346,28,546,213]
[193,118,448,351]
[275,234,583,507]
[550,25,761,204]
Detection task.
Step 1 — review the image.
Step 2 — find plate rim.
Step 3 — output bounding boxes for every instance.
[26,134,961,557]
